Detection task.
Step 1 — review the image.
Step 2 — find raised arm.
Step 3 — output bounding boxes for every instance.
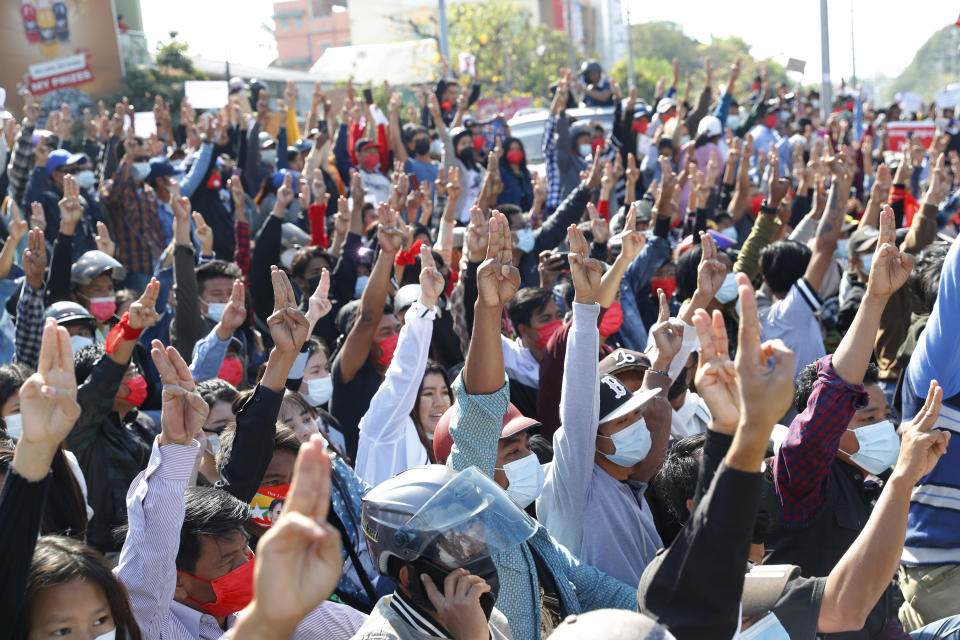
[806,141,851,292]
[337,203,404,383]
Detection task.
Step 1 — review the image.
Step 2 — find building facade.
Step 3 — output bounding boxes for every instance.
[272,0,350,70]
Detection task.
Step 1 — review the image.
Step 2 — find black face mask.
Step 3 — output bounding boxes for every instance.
[413,138,431,156]
[404,555,500,620]
[667,366,690,401]
[306,274,323,297]
[457,147,475,167]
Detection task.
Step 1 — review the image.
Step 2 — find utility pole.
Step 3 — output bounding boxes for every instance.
[565,0,576,71]
[625,2,635,88]
[819,0,832,123]
[437,0,451,64]
[849,0,856,86]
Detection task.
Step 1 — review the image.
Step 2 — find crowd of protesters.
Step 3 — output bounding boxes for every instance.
[3,45,960,640]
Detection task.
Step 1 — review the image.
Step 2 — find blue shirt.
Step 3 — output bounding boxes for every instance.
[404,157,439,196]
[583,77,614,107]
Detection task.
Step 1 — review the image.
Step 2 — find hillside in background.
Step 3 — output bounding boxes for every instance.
[886,23,960,103]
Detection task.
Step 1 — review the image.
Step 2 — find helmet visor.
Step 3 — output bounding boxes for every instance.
[398,466,537,567]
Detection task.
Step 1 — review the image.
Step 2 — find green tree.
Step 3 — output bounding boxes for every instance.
[447,0,576,99]
[887,24,958,103]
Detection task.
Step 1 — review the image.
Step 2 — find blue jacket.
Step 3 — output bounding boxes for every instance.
[497,161,534,211]
[902,237,960,565]
[447,375,637,640]
[618,232,671,351]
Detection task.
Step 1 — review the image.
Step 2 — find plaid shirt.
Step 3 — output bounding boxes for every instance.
[14,280,44,370]
[773,355,869,526]
[7,120,35,207]
[101,165,164,275]
[542,113,564,211]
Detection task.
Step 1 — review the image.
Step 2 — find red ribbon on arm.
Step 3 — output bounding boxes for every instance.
[394,239,424,266]
[104,312,143,354]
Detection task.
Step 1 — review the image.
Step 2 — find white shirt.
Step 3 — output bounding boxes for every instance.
[355,302,436,487]
[500,335,539,389]
[670,391,712,440]
[759,277,825,377]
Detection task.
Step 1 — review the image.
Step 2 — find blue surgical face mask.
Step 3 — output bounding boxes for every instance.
[840,420,900,475]
[578,143,592,157]
[680,135,691,146]
[735,612,790,639]
[719,225,738,243]
[726,114,741,131]
[260,149,277,165]
[515,228,535,253]
[74,169,95,190]
[597,417,652,467]
[834,238,849,261]
[861,253,873,275]
[354,275,369,299]
[496,452,545,508]
[70,334,94,355]
[715,272,738,304]
[206,302,227,323]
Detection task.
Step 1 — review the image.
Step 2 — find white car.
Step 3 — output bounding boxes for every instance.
[506,106,617,177]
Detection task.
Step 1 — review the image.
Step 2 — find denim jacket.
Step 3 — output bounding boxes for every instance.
[447,375,636,640]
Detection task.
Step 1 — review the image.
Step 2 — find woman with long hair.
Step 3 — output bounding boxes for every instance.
[497,136,535,211]
[14,536,142,640]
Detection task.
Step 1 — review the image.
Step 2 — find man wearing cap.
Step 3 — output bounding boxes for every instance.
[433,213,636,640]
[60,249,126,340]
[25,148,102,248]
[148,133,215,248]
[537,224,674,585]
[354,138,390,205]
[43,301,97,354]
[101,133,164,291]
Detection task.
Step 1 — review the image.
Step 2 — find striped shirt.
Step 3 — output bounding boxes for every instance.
[389,592,453,638]
[115,439,367,640]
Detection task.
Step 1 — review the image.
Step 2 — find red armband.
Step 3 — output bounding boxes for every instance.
[104,312,143,354]
[395,239,424,266]
[597,199,610,220]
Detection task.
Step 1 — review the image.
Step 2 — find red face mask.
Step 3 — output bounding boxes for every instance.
[533,319,563,350]
[218,356,243,387]
[87,296,117,323]
[650,277,677,300]
[506,150,524,164]
[764,114,778,129]
[181,551,255,617]
[632,120,648,134]
[599,302,623,337]
[249,483,290,528]
[440,101,453,112]
[590,138,605,153]
[472,135,485,151]
[374,333,399,368]
[121,375,148,407]
[362,153,379,171]
[206,172,222,190]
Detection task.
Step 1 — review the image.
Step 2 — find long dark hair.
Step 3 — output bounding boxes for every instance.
[501,136,529,175]
[410,360,453,463]
[0,364,88,539]
[14,536,142,640]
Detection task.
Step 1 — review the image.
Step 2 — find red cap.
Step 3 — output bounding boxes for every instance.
[433,403,540,463]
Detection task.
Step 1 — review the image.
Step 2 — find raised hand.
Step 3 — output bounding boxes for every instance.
[151,339,208,446]
[22,228,47,289]
[218,279,247,337]
[29,201,46,232]
[625,153,641,186]
[229,176,246,217]
[466,206,488,262]
[267,266,310,355]
[894,380,950,485]
[128,278,160,330]
[6,200,27,245]
[648,290,682,371]
[696,231,727,300]
[169,182,191,227]
[305,268,332,331]
[418,244,445,308]
[692,308,739,434]
[584,148,604,189]
[94,221,116,257]
[274,171,295,216]
[924,153,951,206]
[476,210,520,309]
[867,205,913,298]
[334,196,351,236]
[192,211,214,256]
[733,273,795,434]
[618,202,646,263]
[587,202,610,244]
[568,223,603,305]
[375,204,406,254]
[237,437,344,637]
[58,174,83,229]
[16,319,81,474]
[767,150,790,207]
[298,180,311,211]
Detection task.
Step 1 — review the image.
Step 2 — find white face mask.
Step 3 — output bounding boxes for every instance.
[206,302,227,323]
[834,238,849,261]
[515,228,535,253]
[578,143,593,157]
[70,334,94,355]
[354,275,369,299]
[861,253,873,275]
[304,376,333,407]
[735,612,790,639]
[430,139,444,157]
[841,420,900,475]
[496,452,545,508]
[280,247,297,270]
[719,225,738,243]
[715,271,738,304]
[205,433,220,456]
[131,162,151,182]
[3,413,22,440]
[93,629,117,640]
[726,114,741,131]
[74,169,95,190]
[598,417,652,467]
[260,148,277,165]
